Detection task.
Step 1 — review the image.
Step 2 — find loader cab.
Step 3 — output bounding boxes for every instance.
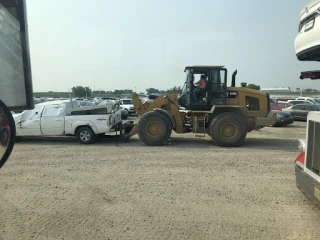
[179,66,227,110]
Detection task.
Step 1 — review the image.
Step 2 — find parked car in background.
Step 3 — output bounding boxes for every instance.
[119,98,135,115]
[294,0,320,61]
[141,94,159,104]
[270,102,291,110]
[283,104,320,121]
[78,101,95,107]
[287,100,314,106]
[270,103,283,111]
[271,110,294,127]
[295,97,319,104]
[97,100,117,106]
[33,98,45,105]
[13,100,122,144]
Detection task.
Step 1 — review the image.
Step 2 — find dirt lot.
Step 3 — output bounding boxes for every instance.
[0,120,318,240]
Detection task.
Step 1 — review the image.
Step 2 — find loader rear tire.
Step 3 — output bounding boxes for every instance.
[138,111,172,146]
[209,112,247,147]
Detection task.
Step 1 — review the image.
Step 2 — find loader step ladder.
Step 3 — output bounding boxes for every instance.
[194,115,208,138]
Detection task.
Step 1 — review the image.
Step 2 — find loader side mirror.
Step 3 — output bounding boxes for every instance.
[0,100,16,168]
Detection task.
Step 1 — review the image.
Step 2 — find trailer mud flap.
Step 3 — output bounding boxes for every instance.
[295,164,320,208]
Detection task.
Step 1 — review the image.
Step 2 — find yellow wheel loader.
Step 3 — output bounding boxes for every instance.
[122,66,276,147]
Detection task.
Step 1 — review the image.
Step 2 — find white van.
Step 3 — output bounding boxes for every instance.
[295,97,319,104]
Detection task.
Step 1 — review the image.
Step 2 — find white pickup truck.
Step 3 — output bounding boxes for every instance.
[13,100,122,144]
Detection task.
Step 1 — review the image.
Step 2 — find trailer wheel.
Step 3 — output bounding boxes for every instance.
[0,128,9,147]
[76,126,96,144]
[209,112,247,147]
[138,111,172,146]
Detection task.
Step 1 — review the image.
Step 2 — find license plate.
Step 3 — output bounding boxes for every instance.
[314,186,320,200]
[305,18,315,31]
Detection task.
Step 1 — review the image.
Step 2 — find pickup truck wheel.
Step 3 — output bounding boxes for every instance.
[76,127,96,144]
[138,111,172,146]
[209,112,247,147]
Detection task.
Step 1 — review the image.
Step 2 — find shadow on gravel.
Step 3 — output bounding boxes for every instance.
[286,124,306,129]
[242,138,298,151]
[15,135,299,152]
[95,136,213,148]
[15,135,123,146]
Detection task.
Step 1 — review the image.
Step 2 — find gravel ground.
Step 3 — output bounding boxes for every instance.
[0,120,318,240]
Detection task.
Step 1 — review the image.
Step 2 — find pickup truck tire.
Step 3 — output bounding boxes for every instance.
[76,126,96,144]
[209,112,247,147]
[138,111,172,146]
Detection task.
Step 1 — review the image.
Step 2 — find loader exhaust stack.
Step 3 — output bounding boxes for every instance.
[231,70,237,87]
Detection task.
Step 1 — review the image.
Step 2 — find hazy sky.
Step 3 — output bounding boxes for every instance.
[26,0,320,93]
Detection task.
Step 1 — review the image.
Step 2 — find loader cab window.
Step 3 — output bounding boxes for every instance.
[210,69,227,105]
[191,71,210,105]
[181,70,192,96]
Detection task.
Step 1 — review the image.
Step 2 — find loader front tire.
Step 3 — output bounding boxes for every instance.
[209,112,247,147]
[138,111,172,146]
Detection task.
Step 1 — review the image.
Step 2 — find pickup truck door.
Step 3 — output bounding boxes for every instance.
[16,106,44,136]
[40,106,65,135]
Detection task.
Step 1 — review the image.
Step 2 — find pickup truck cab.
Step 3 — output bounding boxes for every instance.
[13,100,122,144]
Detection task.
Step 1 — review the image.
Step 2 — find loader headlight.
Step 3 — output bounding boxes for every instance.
[297,139,306,153]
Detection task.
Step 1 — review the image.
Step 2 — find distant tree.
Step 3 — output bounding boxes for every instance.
[93,90,106,94]
[304,88,318,92]
[114,89,124,95]
[146,88,160,95]
[72,86,92,97]
[163,86,181,94]
[123,89,133,94]
[84,87,92,97]
[247,84,260,90]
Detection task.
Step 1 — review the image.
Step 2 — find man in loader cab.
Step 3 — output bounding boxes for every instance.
[193,75,208,101]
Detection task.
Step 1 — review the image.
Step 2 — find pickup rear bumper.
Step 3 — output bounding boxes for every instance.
[295,164,320,209]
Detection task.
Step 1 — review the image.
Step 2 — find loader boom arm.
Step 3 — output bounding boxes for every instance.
[131,93,184,132]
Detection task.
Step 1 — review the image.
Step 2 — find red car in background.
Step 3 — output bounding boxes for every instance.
[270,103,282,111]
[270,102,291,111]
